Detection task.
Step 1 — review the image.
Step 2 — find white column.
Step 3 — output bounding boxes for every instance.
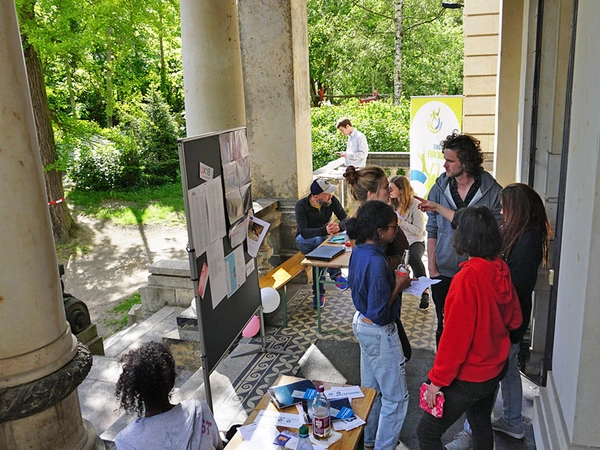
[180,0,246,136]
[0,1,98,448]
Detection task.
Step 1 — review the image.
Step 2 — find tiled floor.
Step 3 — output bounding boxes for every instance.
[217,284,537,449]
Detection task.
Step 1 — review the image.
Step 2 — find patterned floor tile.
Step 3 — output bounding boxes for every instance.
[217,285,438,431]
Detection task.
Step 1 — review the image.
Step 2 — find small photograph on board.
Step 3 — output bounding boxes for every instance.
[247,215,270,258]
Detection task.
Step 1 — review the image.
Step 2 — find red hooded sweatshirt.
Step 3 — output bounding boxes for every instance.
[428,257,522,387]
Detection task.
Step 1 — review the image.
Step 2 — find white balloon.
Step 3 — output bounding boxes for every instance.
[261,287,280,313]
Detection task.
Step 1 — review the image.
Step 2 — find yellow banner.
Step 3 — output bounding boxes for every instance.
[409,96,463,197]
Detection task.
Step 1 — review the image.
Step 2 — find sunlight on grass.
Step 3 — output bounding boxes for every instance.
[103,293,142,336]
[67,182,186,226]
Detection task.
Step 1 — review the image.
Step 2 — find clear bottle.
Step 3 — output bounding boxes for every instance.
[296,425,314,449]
[312,385,331,440]
[397,249,410,276]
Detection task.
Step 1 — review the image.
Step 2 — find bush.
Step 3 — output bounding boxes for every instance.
[62,90,182,191]
[311,98,410,169]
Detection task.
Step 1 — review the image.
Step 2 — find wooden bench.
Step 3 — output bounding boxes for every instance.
[259,251,307,327]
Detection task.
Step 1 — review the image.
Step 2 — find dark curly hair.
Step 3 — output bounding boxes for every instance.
[345,200,396,244]
[441,130,484,177]
[115,341,177,417]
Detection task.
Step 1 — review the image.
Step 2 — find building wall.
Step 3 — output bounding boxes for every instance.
[463,0,501,168]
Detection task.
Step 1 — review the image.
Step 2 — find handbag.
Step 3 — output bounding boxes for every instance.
[419,383,445,418]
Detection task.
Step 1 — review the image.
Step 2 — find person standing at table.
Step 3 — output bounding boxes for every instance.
[336,117,369,168]
[344,165,412,361]
[418,131,502,347]
[345,200,412,450]
[389,175,429,310]
[295,178,349,308]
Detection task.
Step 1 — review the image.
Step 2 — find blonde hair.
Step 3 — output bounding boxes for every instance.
[389,175,414,216]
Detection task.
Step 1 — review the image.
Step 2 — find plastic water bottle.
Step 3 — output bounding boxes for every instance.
[296,425,314,449]
[312,385,331,440]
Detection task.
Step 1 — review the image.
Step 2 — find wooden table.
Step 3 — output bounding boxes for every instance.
[224,375,375,450]
[301,241,352,333]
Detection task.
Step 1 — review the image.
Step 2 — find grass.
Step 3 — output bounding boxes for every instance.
[67,182,186,226]
[103,293,142,335]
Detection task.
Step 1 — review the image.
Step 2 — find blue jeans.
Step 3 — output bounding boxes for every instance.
[295,235,341,301]
[353,312,409,450]
[416,368,506,450]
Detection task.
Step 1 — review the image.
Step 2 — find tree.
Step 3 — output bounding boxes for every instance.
[19,0,77,243]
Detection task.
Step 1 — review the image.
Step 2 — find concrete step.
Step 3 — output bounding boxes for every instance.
[78,305,263,442]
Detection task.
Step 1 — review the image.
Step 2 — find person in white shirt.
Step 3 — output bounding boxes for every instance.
[114,342,223,450]
[336,117,369,168]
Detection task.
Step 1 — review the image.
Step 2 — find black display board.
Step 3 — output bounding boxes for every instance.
[178,128,261,374]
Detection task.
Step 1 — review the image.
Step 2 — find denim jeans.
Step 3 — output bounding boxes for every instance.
[500,343,522,426]
[416,369,505,450]
[353,312,409,450]
[295,235,341,302]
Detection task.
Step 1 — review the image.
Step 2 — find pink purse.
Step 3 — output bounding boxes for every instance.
[419,383,445,418]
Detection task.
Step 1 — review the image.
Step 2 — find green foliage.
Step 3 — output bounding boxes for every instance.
[311,99,410,169]
[62,91,181,191]
[308,0,463,100]
[138,91,182,186]
[67,182,185,226]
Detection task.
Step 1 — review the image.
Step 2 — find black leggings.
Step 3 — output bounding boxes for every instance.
[408,241,427,278]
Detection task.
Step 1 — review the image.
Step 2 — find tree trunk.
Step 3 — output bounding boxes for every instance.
[106,30,114,127]
[20,0,77,243]
[393,0,404,104]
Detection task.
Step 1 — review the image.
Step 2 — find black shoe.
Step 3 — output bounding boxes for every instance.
[419,293,430,310]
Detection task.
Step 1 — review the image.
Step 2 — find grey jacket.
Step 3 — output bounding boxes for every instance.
[426,171,502,277]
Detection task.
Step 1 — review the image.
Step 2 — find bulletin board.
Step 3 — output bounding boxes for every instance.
[178,127,261,374]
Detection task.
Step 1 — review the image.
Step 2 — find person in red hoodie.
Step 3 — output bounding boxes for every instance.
[416,205,522,450]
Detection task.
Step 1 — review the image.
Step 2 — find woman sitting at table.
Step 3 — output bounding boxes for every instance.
[345,200,412,450]
[114,341,224,450]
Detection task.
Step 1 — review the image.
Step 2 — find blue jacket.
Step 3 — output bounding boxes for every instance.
[348,243,400,325]
[426,171,502,277]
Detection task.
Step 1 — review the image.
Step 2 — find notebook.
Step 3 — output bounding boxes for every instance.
[305,245,345,261]
[268,379,317,409]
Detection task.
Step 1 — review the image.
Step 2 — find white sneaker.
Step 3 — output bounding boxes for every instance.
[445,430,472,450]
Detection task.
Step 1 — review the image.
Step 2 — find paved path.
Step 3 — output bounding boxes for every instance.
[61,214,189,336]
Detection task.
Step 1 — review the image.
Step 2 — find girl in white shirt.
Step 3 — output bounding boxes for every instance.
[389,175,430,310]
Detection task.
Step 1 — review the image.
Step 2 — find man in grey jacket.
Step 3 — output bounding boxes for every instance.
[421,131,502,347]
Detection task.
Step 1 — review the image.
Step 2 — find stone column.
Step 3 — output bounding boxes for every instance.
[180,0,246,136]
[238,0,313,201]
[0,2,97,449]
[238,0,313,257]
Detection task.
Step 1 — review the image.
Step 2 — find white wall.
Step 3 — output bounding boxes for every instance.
[553,1,600,445]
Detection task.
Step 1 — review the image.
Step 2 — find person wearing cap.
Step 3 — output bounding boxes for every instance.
[336,117,369,168]
[295,178,349,308]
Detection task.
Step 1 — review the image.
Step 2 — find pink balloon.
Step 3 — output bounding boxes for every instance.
[242,315,260,337]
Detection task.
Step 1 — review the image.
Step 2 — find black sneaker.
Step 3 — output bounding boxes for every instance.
[419,293,430,310]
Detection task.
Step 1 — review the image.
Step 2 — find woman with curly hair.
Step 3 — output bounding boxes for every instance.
[389,175,429,310]
[114,341,223,450]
